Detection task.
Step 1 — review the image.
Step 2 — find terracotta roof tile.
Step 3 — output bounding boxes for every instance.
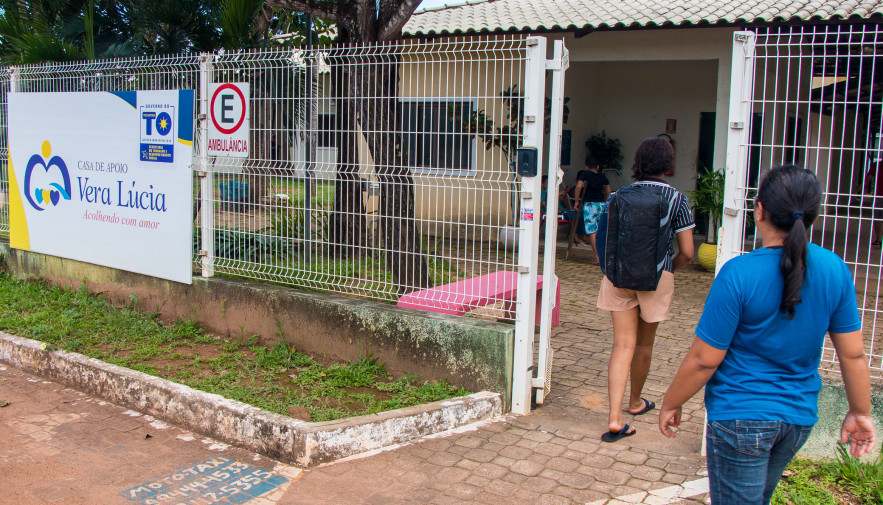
[406,0,883,36]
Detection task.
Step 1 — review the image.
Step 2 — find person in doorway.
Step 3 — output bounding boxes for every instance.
[659,165,876,505]
[541,175,568,213]
[541,175,571,233]
[598,137,695,442]
[573,155,611,265]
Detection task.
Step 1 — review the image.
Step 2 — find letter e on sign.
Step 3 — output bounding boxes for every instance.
[207,83,250,158]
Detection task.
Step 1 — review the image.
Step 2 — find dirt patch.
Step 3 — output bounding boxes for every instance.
[580,394,607,410]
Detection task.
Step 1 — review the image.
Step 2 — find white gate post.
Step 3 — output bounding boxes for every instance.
[718,31,756,272]
[512,36,547,415]
[534,40,568,405]
[703,30,756,455]
[198,54,215,278]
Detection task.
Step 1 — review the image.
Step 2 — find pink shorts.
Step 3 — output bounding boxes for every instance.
[596,271,675,323]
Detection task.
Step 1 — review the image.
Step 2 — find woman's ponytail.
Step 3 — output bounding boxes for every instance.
[755,165,822,319]
[780,213,809,317]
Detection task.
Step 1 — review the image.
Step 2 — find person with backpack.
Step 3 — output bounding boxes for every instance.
[658,165,875,504]
[597,136,695,443]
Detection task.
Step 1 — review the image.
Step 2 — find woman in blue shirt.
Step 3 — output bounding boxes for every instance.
[658,165,876,505]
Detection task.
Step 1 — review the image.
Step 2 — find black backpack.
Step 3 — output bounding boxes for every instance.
[599,183,674,291]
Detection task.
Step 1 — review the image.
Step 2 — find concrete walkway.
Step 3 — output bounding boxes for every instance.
[0,245,715,505]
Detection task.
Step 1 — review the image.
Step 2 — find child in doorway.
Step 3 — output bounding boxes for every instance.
[574,155,611,265]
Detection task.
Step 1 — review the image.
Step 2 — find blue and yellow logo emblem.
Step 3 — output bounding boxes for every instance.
[24,140,71,211]
[156,111,172,136]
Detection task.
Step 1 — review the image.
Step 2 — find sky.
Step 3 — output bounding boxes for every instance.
[417,0,470,11]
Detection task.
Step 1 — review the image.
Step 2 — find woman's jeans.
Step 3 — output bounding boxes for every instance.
[706,420,813,505]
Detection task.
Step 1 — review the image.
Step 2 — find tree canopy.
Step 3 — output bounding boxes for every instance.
[0,0,418,63]
[266,0,421,42]
[0,0,333,64]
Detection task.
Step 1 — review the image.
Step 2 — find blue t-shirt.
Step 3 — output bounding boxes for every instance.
[696,244,861,425]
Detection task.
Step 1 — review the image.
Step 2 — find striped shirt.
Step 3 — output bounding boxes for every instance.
[631,178,695,272]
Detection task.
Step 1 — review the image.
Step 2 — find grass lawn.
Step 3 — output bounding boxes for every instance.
[773,445,883,504]
[0,273,468,422]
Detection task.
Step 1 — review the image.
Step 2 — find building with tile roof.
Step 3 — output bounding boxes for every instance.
[407,0,883,36]
[400,1,883,242]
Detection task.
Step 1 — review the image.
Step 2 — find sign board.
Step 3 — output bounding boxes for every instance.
[207,82,250,157]
[8,91,195,284]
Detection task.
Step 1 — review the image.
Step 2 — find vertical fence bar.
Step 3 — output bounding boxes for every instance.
[719,32,756,270]
[304,29,314,264]
[0,67,15,240]
[8,67,18,93]
[534,40,568,405]
[199,54,214,278]
[512,36,547,415]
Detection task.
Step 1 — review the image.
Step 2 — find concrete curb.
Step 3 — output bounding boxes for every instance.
[0,332,503,467]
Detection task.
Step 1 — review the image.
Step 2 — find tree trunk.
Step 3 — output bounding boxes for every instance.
[329,53,366,258]
[325,12,432,292]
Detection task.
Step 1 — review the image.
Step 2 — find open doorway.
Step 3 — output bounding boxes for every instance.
[694,111,716,236]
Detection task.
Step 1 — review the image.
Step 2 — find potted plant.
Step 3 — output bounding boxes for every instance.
[451,87,572,250]
[585,131,623,174]
[687,168,725,271]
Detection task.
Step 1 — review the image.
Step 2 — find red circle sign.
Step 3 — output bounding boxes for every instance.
[210,84,246,135]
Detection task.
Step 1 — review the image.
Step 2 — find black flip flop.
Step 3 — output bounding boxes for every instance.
[601,424,636,443]
[630,398,656,416]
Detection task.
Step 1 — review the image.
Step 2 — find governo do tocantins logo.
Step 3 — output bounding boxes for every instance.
[24,140,72,212]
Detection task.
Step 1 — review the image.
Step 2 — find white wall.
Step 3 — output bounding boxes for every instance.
[560,59,718,193]
[394,28,739,228]
[559,28,737,189]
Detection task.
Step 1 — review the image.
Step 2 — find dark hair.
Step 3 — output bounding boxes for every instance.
[657,133,676,146]
[631,137,674,180]
[755,164,822,318]
[585,154,600,168]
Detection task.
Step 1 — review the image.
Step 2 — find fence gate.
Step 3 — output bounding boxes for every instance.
[721,24,883,380]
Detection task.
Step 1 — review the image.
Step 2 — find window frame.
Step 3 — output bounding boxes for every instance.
[399,97,479,177]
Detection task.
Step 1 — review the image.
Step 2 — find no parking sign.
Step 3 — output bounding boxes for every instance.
[207,82,249,157]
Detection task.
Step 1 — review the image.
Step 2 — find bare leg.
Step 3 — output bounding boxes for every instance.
[608,308,640,432]
[588,232,600,264]
[628,317,660,412]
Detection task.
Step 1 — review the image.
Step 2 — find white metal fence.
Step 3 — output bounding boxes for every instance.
[196,38,531,313]
[0,36,566,413]
[0,38,532,314]
[722,24,883,379]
